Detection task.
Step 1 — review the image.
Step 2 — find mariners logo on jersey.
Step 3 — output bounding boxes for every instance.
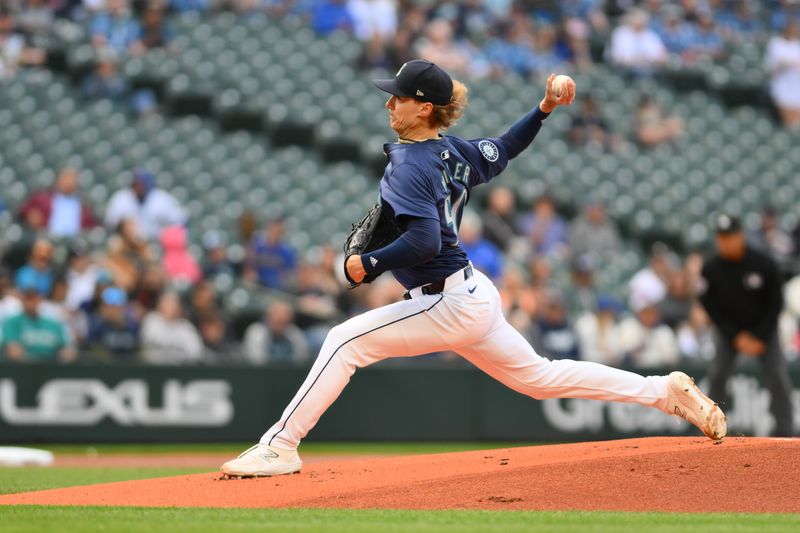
[478,140,499,162]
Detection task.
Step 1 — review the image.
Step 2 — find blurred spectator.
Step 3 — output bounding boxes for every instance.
[160,225,201,286]
[568,95,617,149]
[311,0,354,36]
[81,49,128,102]
[104,217,156,293]
[139,5,175,50]
[618,302,680,368]
[519,194,568,258]
[765,21,800,128]
[243,300,310,365]
[676,302,715,361]
[105,168,188,241]
[18,167,99,237]
[717,1,763,40]
[186,280,221,326]
[634,93,684,146]
[287,259,340,322]
[628,242,674,315]
[483,186,521,254]
[82,49,157,116]
[2,270,75,363]
[568,197,621,257]
[656,269,693,329]
[608,8,667,75]
[683,8,725,61]
[482,20,537,78]
[140,291,204,364]
[89,0,144,55]
[348,0,397,42]
[359,31,393,70]
[415,18,478,78]
[653,5,693,59]
[15,0,54,36]
[782,273,800,361]
[197,311,236,360]
[85,286,140,360]
[499,266,535,331]
[383,23,417,70]
[748,205,794,274]
[64,240,101,311]
[14,239,54,297]
[77,268,114,323]
[531,22,563,75]
[201,230,236,280]
[245,216,296,290]
[238,210,258,244]
[130,263,165,313]
[567,254,597,315]
[575,294,624,365]
[0,267,22,322]
[169,0,211,13]
[530,292,580,360]
[683,250,704,296]
[771,0,800,32]
[559,17,594,71]
[459,210,503,280]
[39,276,71,324]
[0,9,45,79]
[559,0,609,34]
[699,214,794,436]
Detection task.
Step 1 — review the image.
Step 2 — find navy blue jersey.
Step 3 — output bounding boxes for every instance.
[380,135,510,289]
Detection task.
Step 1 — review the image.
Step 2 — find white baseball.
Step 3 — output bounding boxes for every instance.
[553,74,574,98]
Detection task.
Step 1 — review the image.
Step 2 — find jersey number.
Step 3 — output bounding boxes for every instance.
[441,167,468,244]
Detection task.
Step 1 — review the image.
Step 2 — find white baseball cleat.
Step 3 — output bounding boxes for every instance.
[220,443,302,477]
[667,371,727,441]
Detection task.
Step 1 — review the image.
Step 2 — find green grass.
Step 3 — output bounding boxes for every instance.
[2,444,796,532]
[0,467,208,495]
[0,507,797,533]
[17,441,538,456]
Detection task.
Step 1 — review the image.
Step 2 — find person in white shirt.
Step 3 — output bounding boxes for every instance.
[104,168,187,241]
[347,0,397,42]
[608,8,668,75]
[574,295,625,365]
[628,243,675,313]
[140,291,203,364]
[618,301,680,368]
[765,21,800,128]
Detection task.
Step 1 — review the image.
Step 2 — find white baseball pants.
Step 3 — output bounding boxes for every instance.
[262,265,670,449]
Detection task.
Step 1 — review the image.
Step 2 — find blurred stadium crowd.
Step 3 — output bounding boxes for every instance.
[1,0,799,368]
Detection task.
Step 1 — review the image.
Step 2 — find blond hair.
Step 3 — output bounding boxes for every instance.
[429,79,468,131]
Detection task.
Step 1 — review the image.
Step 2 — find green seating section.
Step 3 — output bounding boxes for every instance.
[2,12,799,306]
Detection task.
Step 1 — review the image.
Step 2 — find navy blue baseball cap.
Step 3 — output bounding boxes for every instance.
[373,60,453,106]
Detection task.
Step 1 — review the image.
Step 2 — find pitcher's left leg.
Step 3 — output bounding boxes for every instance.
[455,317,725,439]
[455,318,670,409]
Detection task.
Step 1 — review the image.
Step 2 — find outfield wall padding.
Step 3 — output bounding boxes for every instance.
[0,362,797,442]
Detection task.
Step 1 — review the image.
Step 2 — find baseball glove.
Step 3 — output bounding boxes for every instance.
[343,203,402,288]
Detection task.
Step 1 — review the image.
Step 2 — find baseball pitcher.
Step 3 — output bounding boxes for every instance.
[221,60,726,478]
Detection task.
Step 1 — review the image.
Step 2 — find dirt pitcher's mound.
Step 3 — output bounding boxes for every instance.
[1,437,798,513]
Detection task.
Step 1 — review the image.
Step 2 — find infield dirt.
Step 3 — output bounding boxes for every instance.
[1,437,798,513]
